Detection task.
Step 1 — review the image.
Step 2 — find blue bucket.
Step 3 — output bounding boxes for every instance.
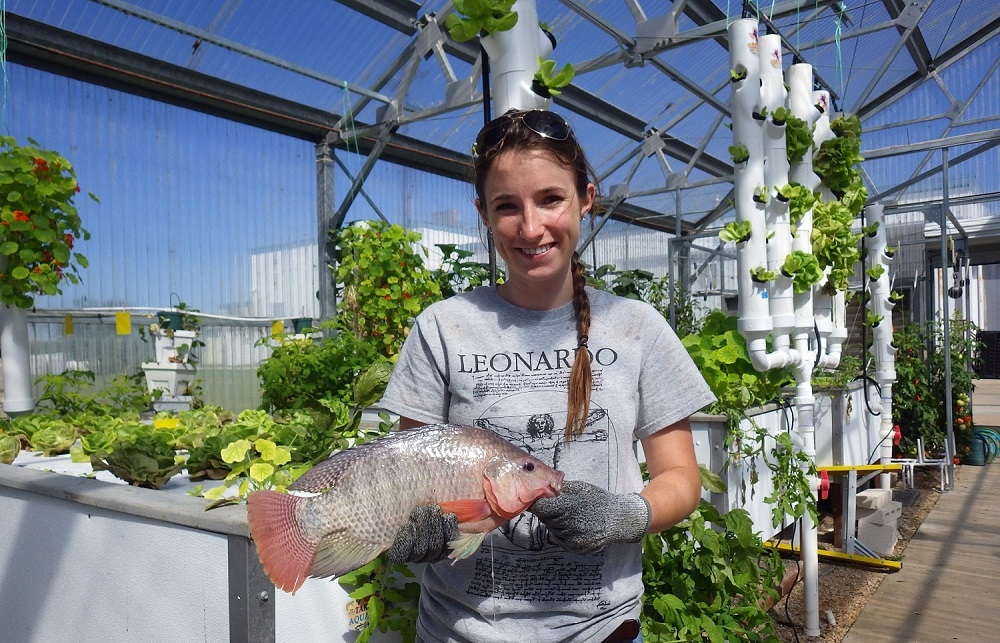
[965,434,988,466]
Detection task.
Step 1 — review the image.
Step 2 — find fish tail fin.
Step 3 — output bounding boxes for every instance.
[447,531,487,562]
[247,490,314,594]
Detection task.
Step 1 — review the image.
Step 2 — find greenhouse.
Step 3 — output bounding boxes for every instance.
[1,0,999,641]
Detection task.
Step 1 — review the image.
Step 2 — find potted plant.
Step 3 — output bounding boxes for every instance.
[0,136,94,309]
[140,302,203,398]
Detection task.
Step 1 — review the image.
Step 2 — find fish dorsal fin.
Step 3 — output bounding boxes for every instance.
[308,530,384,581]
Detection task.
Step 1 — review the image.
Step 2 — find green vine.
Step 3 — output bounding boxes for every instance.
[332,221,442,358]
[640,467,784,641]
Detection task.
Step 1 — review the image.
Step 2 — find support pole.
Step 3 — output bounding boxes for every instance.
[941,150,956,490]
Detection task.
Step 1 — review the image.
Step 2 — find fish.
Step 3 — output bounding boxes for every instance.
[246,423,564,593]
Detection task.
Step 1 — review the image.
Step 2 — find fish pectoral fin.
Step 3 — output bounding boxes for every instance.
[308,531,383,581]
[483,474,522,520]
[447,531,487,562]
[436,498,493,523]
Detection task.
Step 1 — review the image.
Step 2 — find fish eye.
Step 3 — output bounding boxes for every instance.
[522,462,535,472]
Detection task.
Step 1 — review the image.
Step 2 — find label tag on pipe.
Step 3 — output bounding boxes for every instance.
[64,314,74,336]
[116,311,132,335]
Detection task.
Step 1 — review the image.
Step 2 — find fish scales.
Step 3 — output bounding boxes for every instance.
[293,425,512,544]
[247,423,563,593]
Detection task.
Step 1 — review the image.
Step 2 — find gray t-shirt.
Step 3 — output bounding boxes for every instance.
[380,286,715,643]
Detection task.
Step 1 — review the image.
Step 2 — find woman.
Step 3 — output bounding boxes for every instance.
[379,109,715,642]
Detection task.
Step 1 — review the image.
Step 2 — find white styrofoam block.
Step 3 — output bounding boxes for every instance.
[857,500,903,526]
[858,520,899,556]
[856,488,893,510]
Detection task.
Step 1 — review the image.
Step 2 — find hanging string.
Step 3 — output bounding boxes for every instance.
[339,81,361,159]
[0,0,9,135]
[834,4,845,103]
[796,0,801,50]
[769,0,777,21]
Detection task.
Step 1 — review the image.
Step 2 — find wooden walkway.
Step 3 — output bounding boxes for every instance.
[843,461,1000,642]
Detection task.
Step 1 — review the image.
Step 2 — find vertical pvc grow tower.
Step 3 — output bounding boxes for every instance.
[478,0,553,116]
[865,203,897,487]
[729,19,823,637]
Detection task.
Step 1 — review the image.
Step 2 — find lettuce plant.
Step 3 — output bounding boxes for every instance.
[781,250,823,294]
[719,220,752,244]
[444,0,517,42]
[784,112,813,164]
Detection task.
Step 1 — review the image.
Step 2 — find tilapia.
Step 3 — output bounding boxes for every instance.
[246,423,564,593]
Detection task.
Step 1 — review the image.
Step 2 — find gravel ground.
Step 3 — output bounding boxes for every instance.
[770,467,943,642]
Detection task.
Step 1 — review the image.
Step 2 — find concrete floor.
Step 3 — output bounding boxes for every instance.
[972,378,1000,427]
[843,461,1000,642]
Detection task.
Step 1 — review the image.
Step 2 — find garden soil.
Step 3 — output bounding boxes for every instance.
[770,467,943,642]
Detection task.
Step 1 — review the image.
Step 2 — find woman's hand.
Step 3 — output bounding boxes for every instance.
[386,504,460,564]
[530,481,650,554]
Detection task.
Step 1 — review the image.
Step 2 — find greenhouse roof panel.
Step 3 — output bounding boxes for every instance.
[3,0,998,234]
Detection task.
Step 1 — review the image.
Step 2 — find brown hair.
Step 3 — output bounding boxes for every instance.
[472,112,600,440]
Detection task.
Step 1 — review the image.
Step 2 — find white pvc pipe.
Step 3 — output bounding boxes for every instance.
[865,203,897,488]
[478,0,553,115]
[787,63,821,365]
[785,61,822,641]
[759,35,796,361]
[0,304,36,414]
[729,20,785,371]
[811,90,847,369]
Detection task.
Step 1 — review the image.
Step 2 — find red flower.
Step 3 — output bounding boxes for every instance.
[34,158,48,170]
[384,294,391,300]
[65,234,74,249]
[403,293,412,299]
[32,266,42,274]
[74,185,81,193]
[14,210,30,222]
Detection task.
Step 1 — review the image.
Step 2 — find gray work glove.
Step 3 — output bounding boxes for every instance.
[385,504,460,565]
[531,480,651,554]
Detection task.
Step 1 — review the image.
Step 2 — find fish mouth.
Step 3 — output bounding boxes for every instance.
[549,471,565,495]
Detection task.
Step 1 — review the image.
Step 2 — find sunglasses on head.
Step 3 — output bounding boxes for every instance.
[472,109,572,157]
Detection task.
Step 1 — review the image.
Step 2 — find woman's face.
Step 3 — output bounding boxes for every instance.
[477,149,595,309]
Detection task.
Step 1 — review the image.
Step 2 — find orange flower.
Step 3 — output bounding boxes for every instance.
[14,210,30,222]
